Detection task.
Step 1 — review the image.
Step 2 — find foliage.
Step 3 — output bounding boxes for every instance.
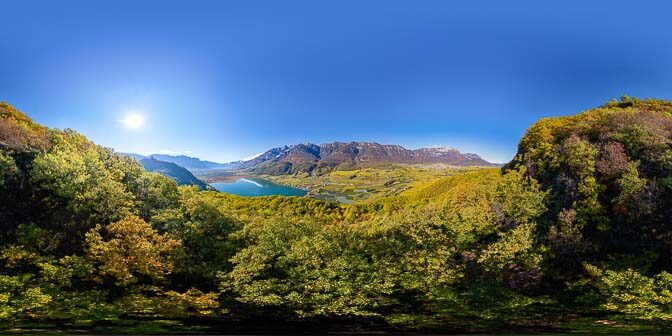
[0,275,52,321]
[581,266,672,320]
[4,98,672,332]
[85,215,180,286]
[0,102,49,151]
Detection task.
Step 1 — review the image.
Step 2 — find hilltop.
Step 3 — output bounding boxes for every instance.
[0,102,49,150]
[139,157,211,190]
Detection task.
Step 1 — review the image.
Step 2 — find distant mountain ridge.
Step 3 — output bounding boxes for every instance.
[241,142,494,175]
[121,153,240,171]
[139,157,210,190]
[121,142,494,177]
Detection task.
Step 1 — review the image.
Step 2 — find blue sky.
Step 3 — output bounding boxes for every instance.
[2,1,672,163]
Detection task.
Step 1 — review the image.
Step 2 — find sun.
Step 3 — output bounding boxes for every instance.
[121,113,145,130]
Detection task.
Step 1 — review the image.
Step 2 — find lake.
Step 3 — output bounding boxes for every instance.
[211,178,307,197]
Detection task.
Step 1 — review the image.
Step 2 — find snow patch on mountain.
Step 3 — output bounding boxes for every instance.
[243,152,264,161]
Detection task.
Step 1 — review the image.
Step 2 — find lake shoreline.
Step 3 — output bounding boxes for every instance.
[194,170,254,183]
[210,177,308,197]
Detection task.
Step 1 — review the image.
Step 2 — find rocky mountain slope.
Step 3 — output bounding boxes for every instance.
[242,142,494,175]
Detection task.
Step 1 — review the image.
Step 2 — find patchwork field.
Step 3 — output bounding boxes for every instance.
[260,164,495,203]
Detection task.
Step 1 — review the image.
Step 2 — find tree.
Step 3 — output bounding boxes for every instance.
[85,215,180,286]
[153,187,240,288]
[583,266,672,320]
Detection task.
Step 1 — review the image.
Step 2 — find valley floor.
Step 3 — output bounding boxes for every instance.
[196,164,494,203]
[193,169,254,183]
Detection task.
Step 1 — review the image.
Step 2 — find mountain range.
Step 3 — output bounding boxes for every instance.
[124,142,494,178]
[240,142,494,175]
[121,153,240,171]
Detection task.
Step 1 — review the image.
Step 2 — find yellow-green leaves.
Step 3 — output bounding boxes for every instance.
[0,275,52,321]
[30,130,136,224]
[85,215,179,286]
[495,167,546,227]
[587,268,672,320]
[478,223,541,273]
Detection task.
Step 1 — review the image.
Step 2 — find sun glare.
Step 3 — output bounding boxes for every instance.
[121,113,145,130]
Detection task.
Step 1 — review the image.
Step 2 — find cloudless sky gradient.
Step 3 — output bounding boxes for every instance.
[2,1,672,163]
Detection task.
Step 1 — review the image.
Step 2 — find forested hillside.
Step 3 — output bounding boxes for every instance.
[139,157,211,190]
[2,98,672,333]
